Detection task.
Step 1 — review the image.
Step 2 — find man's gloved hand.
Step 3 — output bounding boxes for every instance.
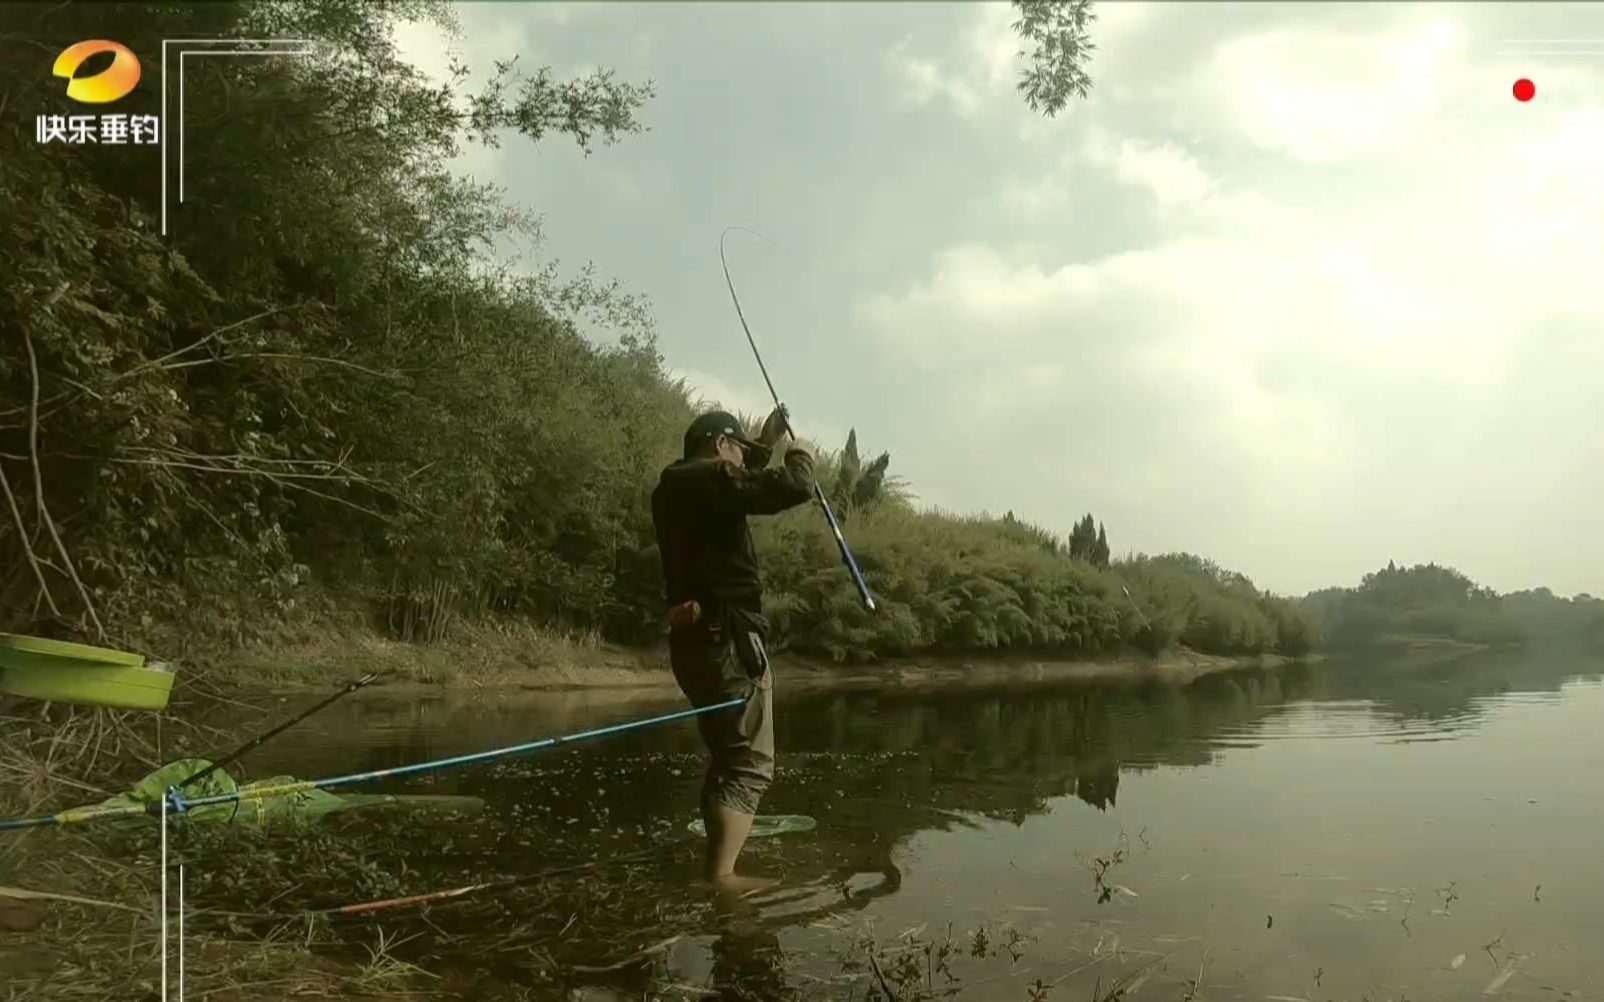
[758,404,791,448]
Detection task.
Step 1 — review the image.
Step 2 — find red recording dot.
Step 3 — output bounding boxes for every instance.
[1514,78,1536,102]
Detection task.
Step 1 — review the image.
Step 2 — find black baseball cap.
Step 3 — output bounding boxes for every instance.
[683,410,758,457]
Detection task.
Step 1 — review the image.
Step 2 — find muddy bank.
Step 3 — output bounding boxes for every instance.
[773,648,1306,693]
[216,622,1307,698]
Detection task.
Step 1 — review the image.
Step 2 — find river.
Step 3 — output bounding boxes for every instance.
[218,651,1604,1000]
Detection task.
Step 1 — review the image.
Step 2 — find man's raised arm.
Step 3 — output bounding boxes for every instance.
[723,447,814,515]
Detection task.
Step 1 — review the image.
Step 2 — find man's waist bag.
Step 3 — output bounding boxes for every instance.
[714,606,772,681]
[666,601,772,681]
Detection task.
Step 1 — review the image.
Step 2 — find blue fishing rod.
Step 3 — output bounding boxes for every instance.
[720,227,876,612]
[0,698,744,832]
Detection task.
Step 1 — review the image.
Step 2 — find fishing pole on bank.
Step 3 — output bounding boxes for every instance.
[720,226,877,613]
[179,672,380,791]
[0,697,745,833]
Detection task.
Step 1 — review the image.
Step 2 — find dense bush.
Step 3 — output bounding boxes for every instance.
[1302,562,1531,650]
[1501,588,1604,647]
[2,0,676,645]
[754,501,1316,662]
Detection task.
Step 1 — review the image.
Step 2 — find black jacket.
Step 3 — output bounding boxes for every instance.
[651,448,815,616]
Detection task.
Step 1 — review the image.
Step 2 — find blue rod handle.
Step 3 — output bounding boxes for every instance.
[779,411,874,612]
[812,482,876,611]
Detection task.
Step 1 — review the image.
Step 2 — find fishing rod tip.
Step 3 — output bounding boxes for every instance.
[720,225,779,250]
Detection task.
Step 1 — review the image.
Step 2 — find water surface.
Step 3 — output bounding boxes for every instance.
[226,653,1604,1000]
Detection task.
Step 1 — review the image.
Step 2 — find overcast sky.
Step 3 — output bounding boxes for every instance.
[395,2,1602,598]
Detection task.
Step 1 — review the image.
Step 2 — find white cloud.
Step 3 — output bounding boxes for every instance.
[997,174,1072,217]
[1154,12,1604,168]
[887,37,980,116]
[391,17,458,87]
[887,4,1022,119]
[863,10,1604,594]
[671,367,773,422]
[1080,127,1213,209]
[671,366,852,458]
[1179,17,1465,163]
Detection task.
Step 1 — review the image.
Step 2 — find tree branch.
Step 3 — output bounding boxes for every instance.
[0,458,60,620]
[86,455,399,521]
[27,332,104,637]
[155,351,408,382]
[113,306,302,383]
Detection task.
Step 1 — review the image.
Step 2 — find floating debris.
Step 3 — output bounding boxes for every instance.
[1329,902,1368,920]
[1120,960,1160,995]
[1483,957,1519,994]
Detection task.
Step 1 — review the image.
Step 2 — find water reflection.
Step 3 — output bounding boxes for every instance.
[215,651,1604,999]
[706,898,790,1001]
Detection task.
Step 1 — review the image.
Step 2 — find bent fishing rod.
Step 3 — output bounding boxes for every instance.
[720,226,876,612]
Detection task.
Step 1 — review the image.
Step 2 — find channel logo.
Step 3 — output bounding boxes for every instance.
[52,39,141,104]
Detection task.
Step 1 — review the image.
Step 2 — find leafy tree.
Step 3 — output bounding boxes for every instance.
[1502,589,1604,651]
[0,0,662,647]
[1067,513,1098,561]
[1090,522,1111,569]
[828,429,896,517]
[999,511,1063,556]
[1305,563,1527,651]
[1012,0,1097,117]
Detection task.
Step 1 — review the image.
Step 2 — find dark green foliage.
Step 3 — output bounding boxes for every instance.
[1091,522,1111,569]
[1063,514,1110,568]
[1067,514,1097,561]
[827,429,898,520]
[0,0,667,646]
[1303,562,1531,651]
[1012,0,1098,117]
[755,505,1316,663]
[1497,588,1604,651]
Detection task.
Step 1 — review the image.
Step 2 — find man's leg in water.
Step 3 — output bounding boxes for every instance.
[674,641,775,892]
[699,761,768,888]
[702,795,757,882]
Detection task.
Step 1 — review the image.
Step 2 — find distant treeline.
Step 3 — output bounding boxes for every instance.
[1301,562,1604,653]
[0,1,1584,671]
[752,479,1318,660]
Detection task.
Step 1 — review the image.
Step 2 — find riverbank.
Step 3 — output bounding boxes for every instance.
[207,620,1308,698]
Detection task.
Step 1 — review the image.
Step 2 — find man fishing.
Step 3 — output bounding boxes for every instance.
[651,405,814,895]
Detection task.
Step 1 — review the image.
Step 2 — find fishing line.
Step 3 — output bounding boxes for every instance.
[719,226,785,409]
[1120,586,1154,633]
[719,226,877,612]
[0,697,747,832]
